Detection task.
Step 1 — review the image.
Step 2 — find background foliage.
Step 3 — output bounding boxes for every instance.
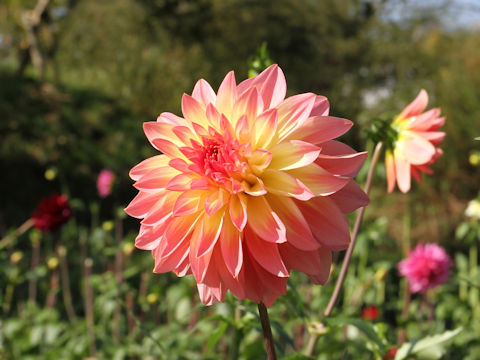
[1,0,480,359]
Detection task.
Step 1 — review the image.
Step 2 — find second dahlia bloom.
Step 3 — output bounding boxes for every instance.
[385,90,445,193]
[126,65,368,306]
[32,193,72,232]
[398,243,452,293]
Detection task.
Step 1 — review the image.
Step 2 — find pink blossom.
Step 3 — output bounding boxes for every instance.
[125,65,368,306]
[97,169,115,198]
[398,243,452,293]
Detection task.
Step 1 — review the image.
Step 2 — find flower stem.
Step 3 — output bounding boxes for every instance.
[257,302,277,360]
[58,245,77,323]
[84,258,97,357]
[0,218,33,250]
[305,142,383,356]
[324,141,383,316]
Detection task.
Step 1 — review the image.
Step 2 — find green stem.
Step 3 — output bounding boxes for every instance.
[305,142,383,356]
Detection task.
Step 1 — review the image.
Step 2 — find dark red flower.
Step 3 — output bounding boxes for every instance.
[361,305,379,321]
[32,193,72,232]
[383,347,398,360]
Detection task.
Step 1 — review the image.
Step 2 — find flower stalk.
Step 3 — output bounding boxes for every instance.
[257,302,277,360]
[305,142,383,356]
[58,245,77,322]
[84,257,97,357]
[324,141,383,316]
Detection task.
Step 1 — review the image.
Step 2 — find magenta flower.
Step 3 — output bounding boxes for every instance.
[398,243,452,293]
[97,169,115,198]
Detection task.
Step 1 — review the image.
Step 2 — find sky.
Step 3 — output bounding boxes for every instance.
[383,0,480,29]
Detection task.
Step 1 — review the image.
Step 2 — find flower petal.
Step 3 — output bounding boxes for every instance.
[279,243,324,274]
[297,197,350,250]
[135,223,167,250]
[245,227,288,277]
[308,250,332,285]
[204,188,229,216]
[407,108,441,131]
[237,64,287,108]
[266,195,319,251]
[252,108,278,149]
[182,94,209,128]
[393,150,411,193]
[129,155,170,181]
[248,149,272,175]
[125,191,164,218]
[399,89,428,119]
[229,194,247,231]
[166,173,193,191]
[134,166,180,192]
[287,163,349,196]
[399,132,435,165]
[143,122,184,148]
[151,138,186,159]
[385,150,396,193]
[153,235,190,274]
[192,79,216,107]
[328,180,369,214]
[309,95,330,116]
[162,212,202,257]
[415,131,445,145]
[269,140,320,171]
[232,87,263,128]
[220,216,243,277]
[172,190,208,217]
[286,116,353,145]
[216,71,237,120]
[277,93,316,139]
[316,151,367,177]
[141,191,178,226]
[246,196,286,243]
[191,210,224,258]
[262,169,314,201]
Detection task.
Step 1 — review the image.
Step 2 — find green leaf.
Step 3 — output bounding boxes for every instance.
[394,328,462,360]
[455,222,470,240]
[284,354,314,360]
[326,317,386,353]
[206,321,228,354]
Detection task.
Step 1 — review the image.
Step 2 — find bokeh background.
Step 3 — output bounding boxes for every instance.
[1,0,480,359]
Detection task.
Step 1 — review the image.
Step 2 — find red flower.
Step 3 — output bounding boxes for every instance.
[32,193,72,232]
[383,347,398,360]
[361,305,379,321]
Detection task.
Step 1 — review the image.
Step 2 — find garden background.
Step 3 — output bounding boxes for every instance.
[1,0,480,359]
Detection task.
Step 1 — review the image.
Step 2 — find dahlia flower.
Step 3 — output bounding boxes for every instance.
[97,169,115,198]
[385,90,445,193]
[398,243,451,293]
[125,65,368,306]
[32,193,72,232]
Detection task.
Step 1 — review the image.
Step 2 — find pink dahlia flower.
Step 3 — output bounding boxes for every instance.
[398,243,452,293]
[386,89,445,193]
[97,169,115,198]
[125,65,368,306]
